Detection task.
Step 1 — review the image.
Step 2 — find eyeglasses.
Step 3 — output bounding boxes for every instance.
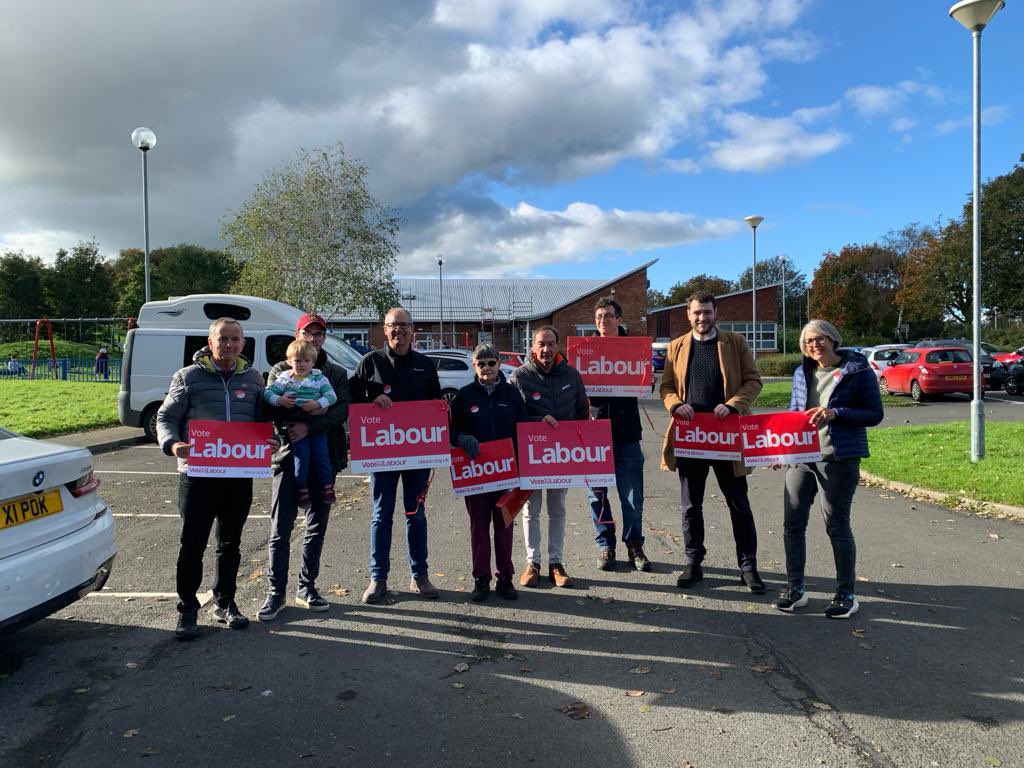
[384,322,412,329]
[300,330,325,339]
[804,336,831,347]
[594,313,619,322]
[475,359,498,368]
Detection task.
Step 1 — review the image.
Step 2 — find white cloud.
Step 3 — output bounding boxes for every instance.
[704,108,848,173]
[401,200,742,276]
[0,230,94,262]
[889,116,916,133]
[844,80,945,118]
[934,105,1011,135]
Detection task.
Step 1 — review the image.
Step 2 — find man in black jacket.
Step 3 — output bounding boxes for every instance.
[350,307,442,605]
[589,297,650,572]
[258,313,350,622]
[510,326,589,588]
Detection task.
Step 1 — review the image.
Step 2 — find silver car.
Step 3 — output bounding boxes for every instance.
[860,344,912,379]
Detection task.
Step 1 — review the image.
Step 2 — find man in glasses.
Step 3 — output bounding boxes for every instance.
[659,292,765,594]
[350,307,442,604]
[259,313,351,622]
[589,296,649,572]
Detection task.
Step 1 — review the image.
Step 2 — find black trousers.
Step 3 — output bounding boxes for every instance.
[176,474,253,612]
[677,459,758,570]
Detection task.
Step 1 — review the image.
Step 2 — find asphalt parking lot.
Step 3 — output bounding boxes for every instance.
[2,400,1023,768]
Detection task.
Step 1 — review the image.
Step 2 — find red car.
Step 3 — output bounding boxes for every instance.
[499,351,525,367]
[879,347,986,402]
[990,345,1024,364]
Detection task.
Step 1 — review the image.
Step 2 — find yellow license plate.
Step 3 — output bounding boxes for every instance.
[945,375,968,382]
[1,489,64,530]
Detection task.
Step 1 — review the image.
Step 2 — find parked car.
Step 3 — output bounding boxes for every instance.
[499,351,526,367]
[880,347,985,402]
[988,344,1024,365]
[651,341,668,372]
[860,344,912,379]
[0,428,116,635]
[1003,360,1024,395]
[425,350,517,403]
[913,339,1006,391]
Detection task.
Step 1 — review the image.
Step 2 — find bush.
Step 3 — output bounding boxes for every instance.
[757,353,802,377]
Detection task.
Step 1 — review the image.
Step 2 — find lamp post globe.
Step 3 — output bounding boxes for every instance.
[131,127,157,151]
[744,215,764,359]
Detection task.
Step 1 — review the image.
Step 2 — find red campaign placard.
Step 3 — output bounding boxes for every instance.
[349,400,451,472]
[516,419,616,489]
[566,336,653,397]
[740,412,822,466]
[186,420,274,478]
[673,411,742,461]
[449,438,520,498]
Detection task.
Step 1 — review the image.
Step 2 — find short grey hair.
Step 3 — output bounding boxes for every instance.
[209,317,244,337]
[800,319,842,349]
[472,343,499,361]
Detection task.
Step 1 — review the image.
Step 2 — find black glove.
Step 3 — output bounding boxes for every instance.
[457,434,481,459]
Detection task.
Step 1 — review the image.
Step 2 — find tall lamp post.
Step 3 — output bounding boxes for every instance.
[949,0,1003,463]
[744,215,764,359]
[781,258,787,355]
[131,127,157,303]
[437,257,444,350]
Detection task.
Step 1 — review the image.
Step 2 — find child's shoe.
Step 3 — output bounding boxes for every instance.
[295,486,312,508]
[322,484,337,504]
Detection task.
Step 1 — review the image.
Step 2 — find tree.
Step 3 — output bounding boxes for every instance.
[897,221,970,325]
[110,248,147,317]
[735,254,807,332]
[810,244,902,339]
[110,244,240,316]
[646,287,668,308]
[0,251,51,319]
[45,241,116,317]
[977,154,1024,319]
[224,143,401,318]
[663,274,733,306]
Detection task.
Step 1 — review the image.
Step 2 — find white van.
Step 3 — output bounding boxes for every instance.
[118,294,364,441]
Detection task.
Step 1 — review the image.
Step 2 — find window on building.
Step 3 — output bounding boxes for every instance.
[575,324,598,337]
[718,322,777,352]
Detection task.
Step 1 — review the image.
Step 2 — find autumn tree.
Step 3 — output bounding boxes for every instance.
[663,274,733,306]
[810,243,902,339]
[224,143,401,319]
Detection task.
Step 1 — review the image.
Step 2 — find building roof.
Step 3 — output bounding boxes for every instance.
[329,260,657,323]
[648,282,784,314]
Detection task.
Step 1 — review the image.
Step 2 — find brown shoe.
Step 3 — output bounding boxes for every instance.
[549,563,573,588]
[409,576,440,599]
[362,580,387,604]
[519,562,541,588]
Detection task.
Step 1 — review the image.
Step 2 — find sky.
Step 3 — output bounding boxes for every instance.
[1,0,1021,295]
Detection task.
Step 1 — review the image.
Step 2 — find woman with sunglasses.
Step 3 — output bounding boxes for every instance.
[450,344,529,602]
[775,320,883,619]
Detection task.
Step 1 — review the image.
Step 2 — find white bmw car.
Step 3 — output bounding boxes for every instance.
[0,428,116,634]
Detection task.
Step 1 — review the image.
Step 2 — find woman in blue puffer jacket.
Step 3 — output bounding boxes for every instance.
[774,319,883,620]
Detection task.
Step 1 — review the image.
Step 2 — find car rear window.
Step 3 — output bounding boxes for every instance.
[925,350,971,363]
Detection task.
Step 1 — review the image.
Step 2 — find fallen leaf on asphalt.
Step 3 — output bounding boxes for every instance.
[261,690,273,697]
[451,682,465,689]
[661,688,677,694]
[562,702,591,720]
[681,761,695,767]
[126,662,139,669]
[810,701,832,711]
[453,663,470,673]
[434,572,446,578]
[984,758,1003,767]
[625,690,645,697]
[248,570,264,581]
[988,534,1001,540]
[858,643,875,650]
[750,664,774,674]
[852,629,866,638]
[520,667,533,673]
[73,688,89,694]
[222,715,236,722]
[601,597,614,604]
[891,563,904,568]
[328,585,350,596]
[574,600,586,606]
[141,747,159,757]
[511,713,524,719]
[856,576,869,582]
[629,665,651,674]
[638,705,652,713]
[708,671,722,680]
[124,729,139,738]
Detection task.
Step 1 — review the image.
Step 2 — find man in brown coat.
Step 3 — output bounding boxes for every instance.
[659,291,765,593]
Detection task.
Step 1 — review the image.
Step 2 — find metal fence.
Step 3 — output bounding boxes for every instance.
[1,358,122,383]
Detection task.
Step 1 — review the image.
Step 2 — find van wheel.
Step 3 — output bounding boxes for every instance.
[142,404,160,443]
[910,381,926,403]
[441,389,458,405]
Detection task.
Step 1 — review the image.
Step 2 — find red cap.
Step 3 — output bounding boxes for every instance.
[296,313,327,333]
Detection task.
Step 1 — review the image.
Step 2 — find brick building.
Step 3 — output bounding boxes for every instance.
[648,284,781,352]
[328,260,656,352]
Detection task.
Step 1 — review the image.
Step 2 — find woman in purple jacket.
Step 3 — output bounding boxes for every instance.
[775,320,883,619]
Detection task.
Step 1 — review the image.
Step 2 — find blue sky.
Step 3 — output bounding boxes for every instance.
[1,1,1020,296]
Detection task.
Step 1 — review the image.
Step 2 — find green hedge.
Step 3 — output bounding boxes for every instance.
[756,353,802,377]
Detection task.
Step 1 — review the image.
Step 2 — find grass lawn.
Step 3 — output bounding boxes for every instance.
[756,380,911,409]
[0,381,119,438]
[863,421,1024,507]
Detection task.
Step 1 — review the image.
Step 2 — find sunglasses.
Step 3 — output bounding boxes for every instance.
[475,359,499,368]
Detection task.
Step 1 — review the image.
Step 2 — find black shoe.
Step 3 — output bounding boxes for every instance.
[739,569,766,594]
[824,592,859,619]
[470,578,490,602]
[597,548,616,571]
[296,588,330,612]
[362,580,387,604]
[676,563,703,588]
[257,593,286,622]
[495,576,518,600]
[174,610,200,641]
[212,602,250,629]
[628,543,651,572]
[773,588,808,613]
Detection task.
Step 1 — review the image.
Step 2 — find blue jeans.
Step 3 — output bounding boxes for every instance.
[369,469,430,581]
[589,441,645,551]
[292,432,332,490]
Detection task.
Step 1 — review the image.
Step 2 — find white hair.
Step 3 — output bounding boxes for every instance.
[800,319,842,349]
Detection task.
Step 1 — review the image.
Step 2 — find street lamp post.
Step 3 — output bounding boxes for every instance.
[437,257,444,350]
[781,258,787,355]
[949,0,1003,463]
[744,215,764,359]
[131,127,157,303]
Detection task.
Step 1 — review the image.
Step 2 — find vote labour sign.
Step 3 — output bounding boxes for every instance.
[186,420,274,478]
[673,412,742,461]
[566,336,653,397]
[349,400,451,473]
[449,438,519,497]
[516,419,616,489]
[739,412,822,466]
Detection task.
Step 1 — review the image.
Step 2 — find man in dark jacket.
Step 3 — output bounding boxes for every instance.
[156,317,278,640]
[589,297,649,572]
[258,313,350,622]
[350,307,442,605]
[510,325,589,588]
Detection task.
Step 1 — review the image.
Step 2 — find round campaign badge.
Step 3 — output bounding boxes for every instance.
[383,384,392,394]
[234,389,246,399]
[531,392,541,400]
[470,405,479,413]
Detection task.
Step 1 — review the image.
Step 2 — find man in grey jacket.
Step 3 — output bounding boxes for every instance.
[510,326,589,588]
[157,317,277,641]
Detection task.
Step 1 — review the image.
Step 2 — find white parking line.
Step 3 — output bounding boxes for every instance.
[986,396,1024,405]
[87,590,214,606]
[113,513,271,519]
